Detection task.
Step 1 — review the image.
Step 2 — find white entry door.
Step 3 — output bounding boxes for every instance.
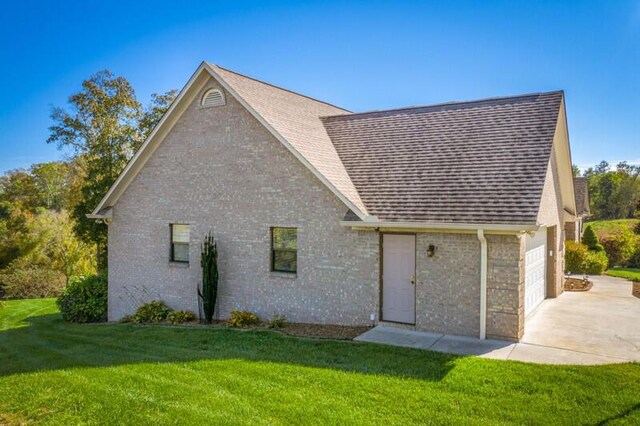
[525,229,547,316]
[382,234,416,324]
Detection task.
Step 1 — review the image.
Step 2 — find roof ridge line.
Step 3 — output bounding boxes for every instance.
[321,90,565,120]
[209,62,352,113]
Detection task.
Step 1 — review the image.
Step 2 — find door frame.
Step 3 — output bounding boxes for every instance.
[379,232,417,325]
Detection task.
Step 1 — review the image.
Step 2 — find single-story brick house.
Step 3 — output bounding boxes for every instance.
[90,62,581,341]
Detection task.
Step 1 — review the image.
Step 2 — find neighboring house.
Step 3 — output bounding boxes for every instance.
[90,62,579,341]
[565,176,590,241]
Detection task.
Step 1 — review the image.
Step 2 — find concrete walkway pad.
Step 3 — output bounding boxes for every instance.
[355,276,640,365]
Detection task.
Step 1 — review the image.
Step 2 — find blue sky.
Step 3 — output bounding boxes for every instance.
[1,0,638,173]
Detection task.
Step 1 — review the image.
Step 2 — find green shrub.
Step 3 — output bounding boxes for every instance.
[167,310,196,324]
[267,313,287,329]
[565,240,588,273]
[581,225,604,252]
[0,266,66,299]
[133,301,172,323]
[582,250,609,275]
[634,221,640,235]
[601,229,637,267]
[57,274,108,323]
[227,309,260,327]
[564,240,608,275]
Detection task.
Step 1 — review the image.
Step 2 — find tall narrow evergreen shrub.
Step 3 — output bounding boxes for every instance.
[581,225,604,252]
[199,232,218,323]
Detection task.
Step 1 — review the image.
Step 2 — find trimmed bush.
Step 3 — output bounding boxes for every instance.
[601,229,637,268]
[133,301,172,323]
[581,225,604,252]
[565,241,588,274]
[564,240,608,275]
[583,250,609,275]
[0,267,66,299]
[57,274,108,323]
[167,310,196,324]
[227,309,260,327]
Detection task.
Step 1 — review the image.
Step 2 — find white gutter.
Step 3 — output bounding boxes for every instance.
[477,229,488,340]
[341,220,539,234]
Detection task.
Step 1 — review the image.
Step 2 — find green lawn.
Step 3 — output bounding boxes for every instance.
[1,300,640,425]
[606,268,640,282]
[586,218,639,239]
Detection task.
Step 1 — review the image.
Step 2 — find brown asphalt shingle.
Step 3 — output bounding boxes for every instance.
[322,92,564,224]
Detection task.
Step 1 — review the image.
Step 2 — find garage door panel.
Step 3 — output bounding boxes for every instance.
[525,230,547,317]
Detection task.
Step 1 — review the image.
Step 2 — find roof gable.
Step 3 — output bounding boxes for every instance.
[91,62,369,219]
[208,64,368,216]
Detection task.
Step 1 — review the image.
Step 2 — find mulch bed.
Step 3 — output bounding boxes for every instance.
[139,320,372,340]
[275,323,372,340]
[564,277,593,292]
[633,281,640,299]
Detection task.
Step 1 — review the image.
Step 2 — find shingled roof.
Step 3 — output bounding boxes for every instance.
[322,92,564,224]
[92,62,567,226]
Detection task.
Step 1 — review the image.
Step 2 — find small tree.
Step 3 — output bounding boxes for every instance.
[198,232,219,323]
[581,225,604,252]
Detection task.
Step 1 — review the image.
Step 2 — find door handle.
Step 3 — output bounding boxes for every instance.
[410,274,416,285]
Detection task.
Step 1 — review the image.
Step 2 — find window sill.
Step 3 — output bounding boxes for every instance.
[169,262,190,268]
[270,271,297,279]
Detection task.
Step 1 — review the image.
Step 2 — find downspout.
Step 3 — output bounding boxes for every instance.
[477,229,488,340]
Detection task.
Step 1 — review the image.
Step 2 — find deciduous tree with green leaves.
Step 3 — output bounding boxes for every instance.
[48,70,142,270]
[47,70,177,271]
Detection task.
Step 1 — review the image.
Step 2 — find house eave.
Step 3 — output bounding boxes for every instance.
[340,220,540,234]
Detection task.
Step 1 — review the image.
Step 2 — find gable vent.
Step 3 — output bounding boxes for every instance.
[201,89,225,107]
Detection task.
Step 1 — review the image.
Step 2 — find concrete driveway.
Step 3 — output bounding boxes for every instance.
[519,274,640,364]
[355,275,640,364]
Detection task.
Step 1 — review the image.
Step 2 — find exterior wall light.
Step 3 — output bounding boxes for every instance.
[427,244,436,257]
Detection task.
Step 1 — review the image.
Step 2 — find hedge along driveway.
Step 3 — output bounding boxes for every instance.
[1,299,640,425]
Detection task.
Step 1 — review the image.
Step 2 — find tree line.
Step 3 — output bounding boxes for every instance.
[574,161,640,220]
[0,70,176,298]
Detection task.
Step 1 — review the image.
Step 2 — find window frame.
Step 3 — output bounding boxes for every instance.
[270,227,297,274]
[170,224,190,264]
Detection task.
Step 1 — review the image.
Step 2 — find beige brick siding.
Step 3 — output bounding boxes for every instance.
[486,234,525,340]
[108,77,379,324]
[537,150,566,297]
[414,233,481,337]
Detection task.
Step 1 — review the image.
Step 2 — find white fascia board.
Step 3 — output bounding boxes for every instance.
[340,220,540,234]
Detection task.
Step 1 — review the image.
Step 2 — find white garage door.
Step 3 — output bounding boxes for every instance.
[525,229,547,316]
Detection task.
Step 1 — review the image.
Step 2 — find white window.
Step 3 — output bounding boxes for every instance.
[170,224,190,263]
[201,89,225,107]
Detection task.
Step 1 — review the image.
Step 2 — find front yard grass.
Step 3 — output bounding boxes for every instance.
[1,299,640,425]
[606,267,640,282]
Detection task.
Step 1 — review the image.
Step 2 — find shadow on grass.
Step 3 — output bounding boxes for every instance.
[0,309,460,381]
[595,402,640,425]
